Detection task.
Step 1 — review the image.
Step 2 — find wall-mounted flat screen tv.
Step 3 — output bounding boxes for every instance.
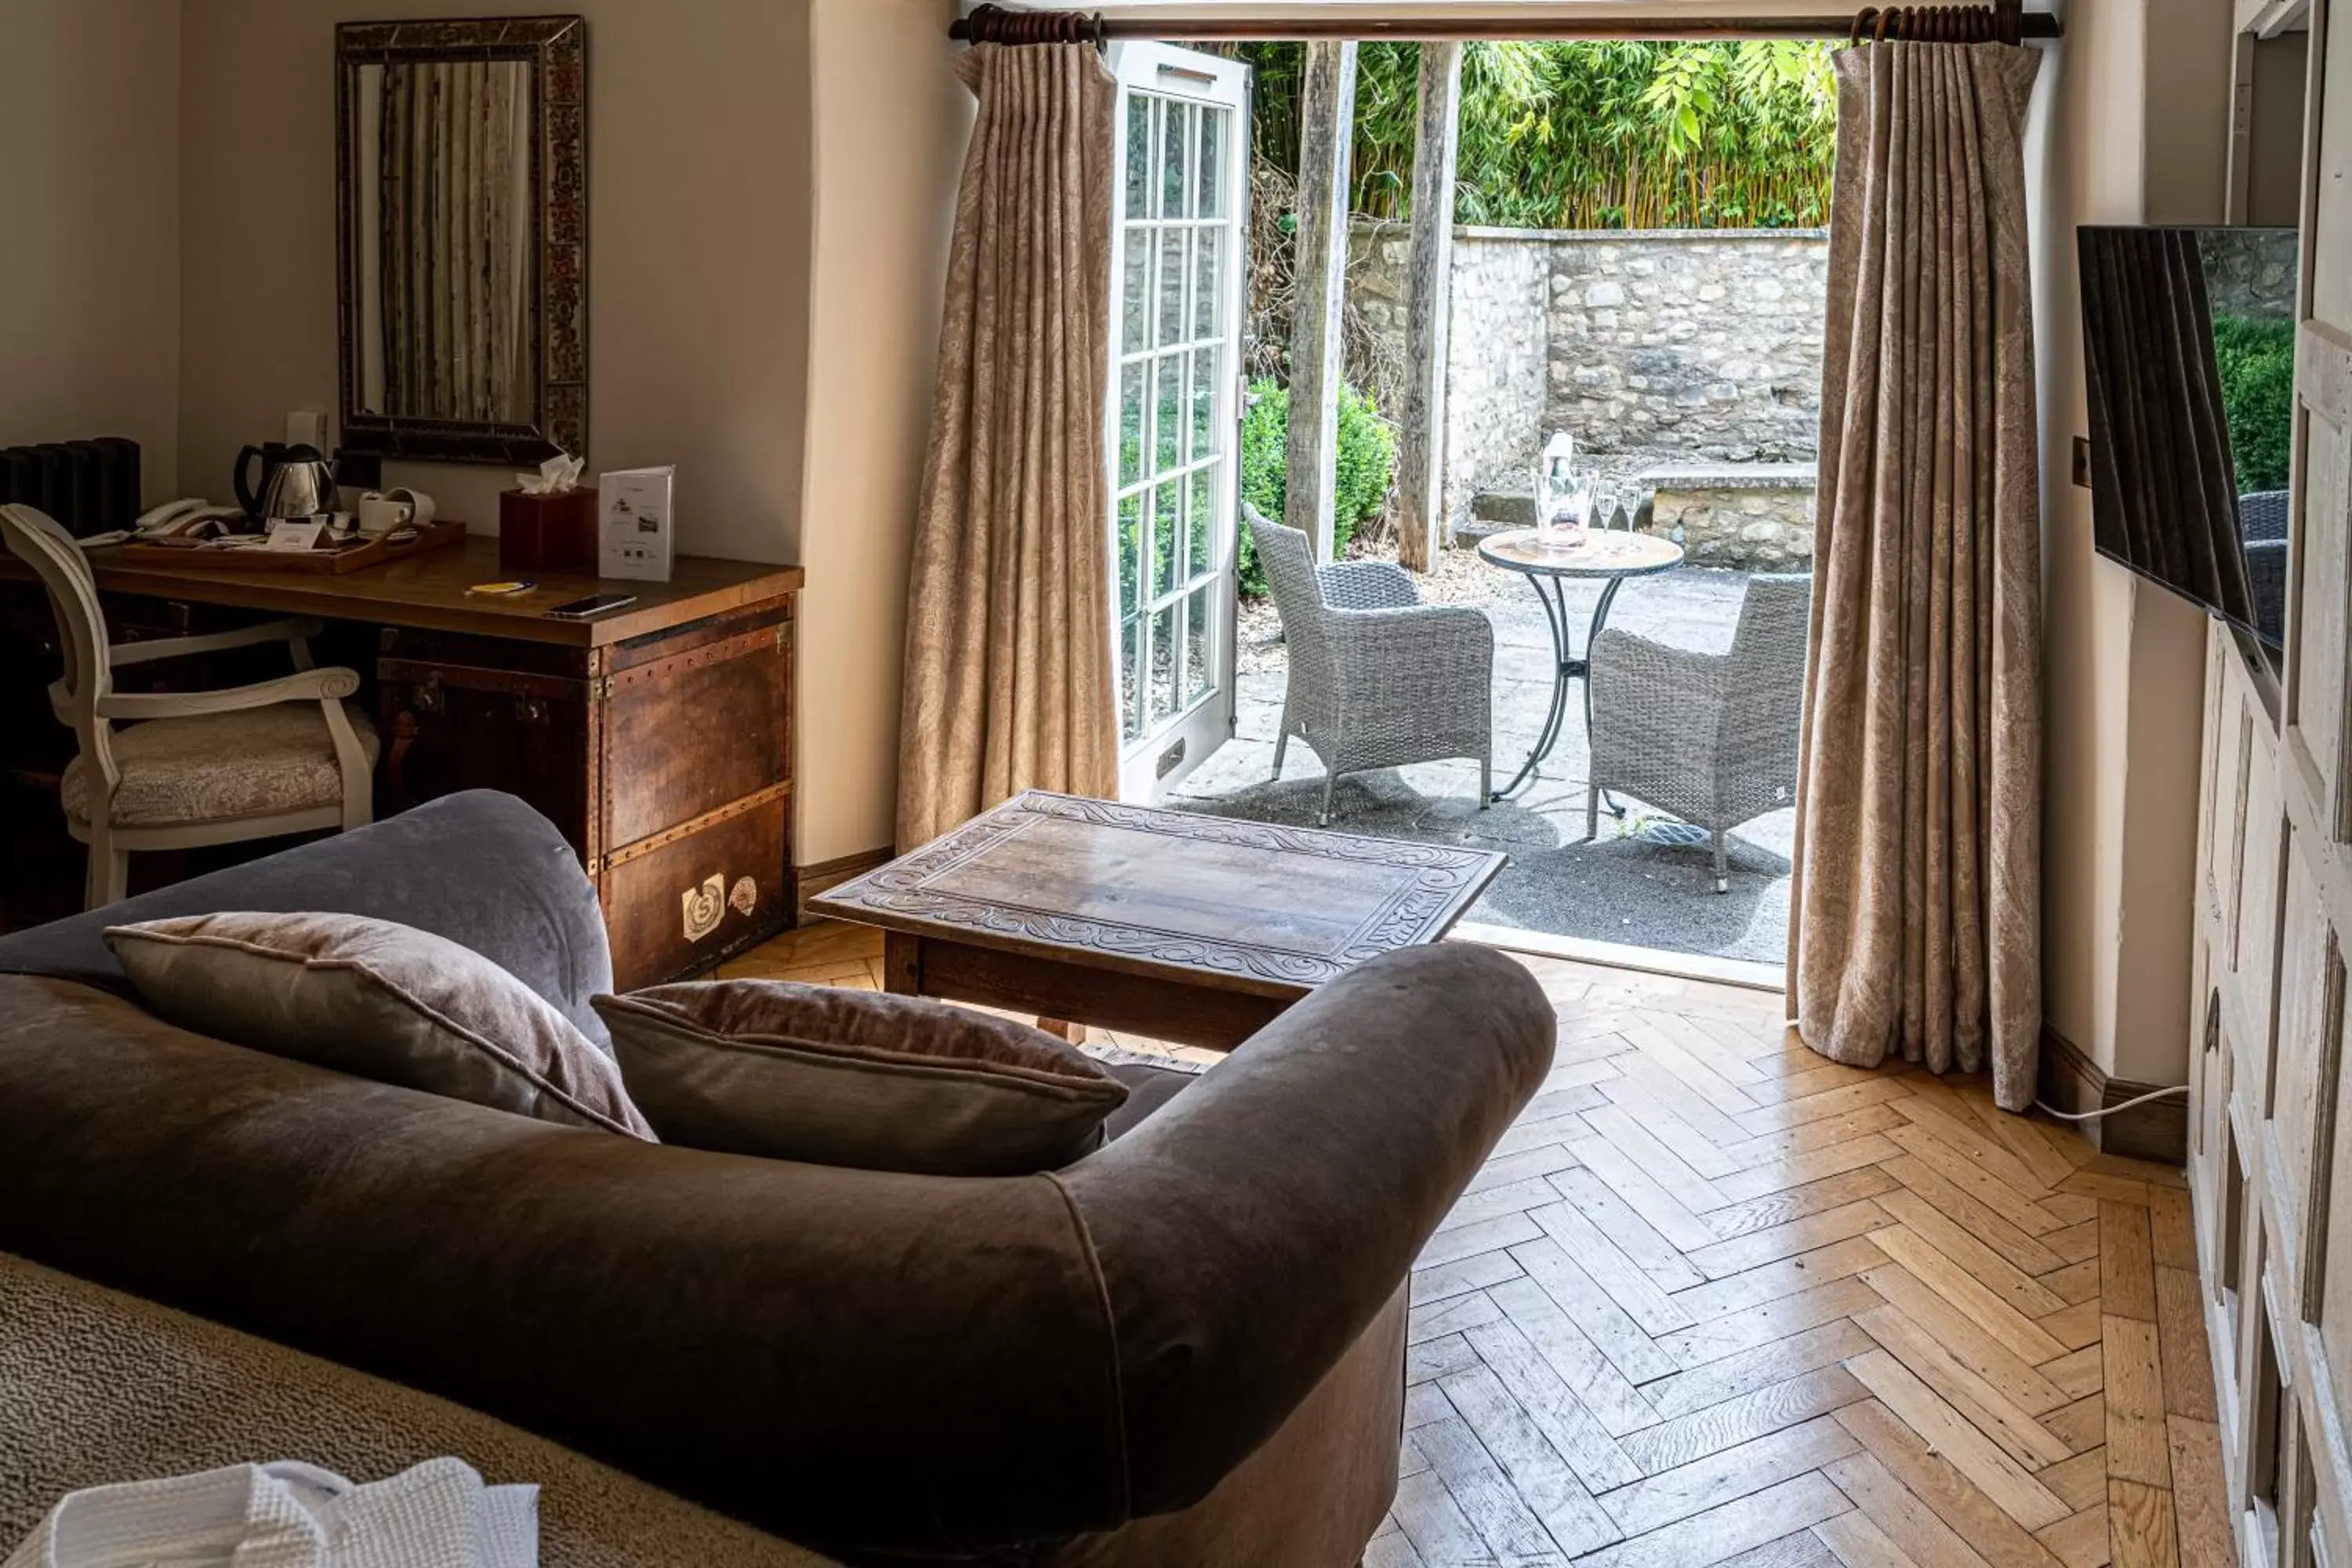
[2078,225,2298,672]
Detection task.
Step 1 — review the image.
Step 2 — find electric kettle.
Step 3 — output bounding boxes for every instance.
[233,443,336,521]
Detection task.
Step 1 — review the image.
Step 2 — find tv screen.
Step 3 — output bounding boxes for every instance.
[2078,225,2298,670]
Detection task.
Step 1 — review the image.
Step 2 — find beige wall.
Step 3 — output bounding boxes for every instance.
[0,0,183,502]
[2250,31,2313,226]
[169,0,868,853]
[178,0,811,569]
[7,0,960,868]
[799,0,967,863]
[2035,0,2233,1087]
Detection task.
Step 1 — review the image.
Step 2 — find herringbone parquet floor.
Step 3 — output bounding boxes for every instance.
[735,924,2229,1568]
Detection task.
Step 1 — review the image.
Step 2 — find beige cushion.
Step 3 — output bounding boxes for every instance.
[63,703,379,828]
[594,982,1128,1176]
[106,913,653,1138]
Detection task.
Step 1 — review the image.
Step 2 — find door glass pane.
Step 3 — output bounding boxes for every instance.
[1119,362,1145,489]
[1154,358,1182,474]
[1107,67,1243,793]
[1192,229,1222,343]
[1189,346,1218,461]
[1116,492,1142,619]
[1189,466,1217,581]
[1153,479,1181,600]
[1126,100,1152,220]
[1151,600,1179,720]
[1185,587,1213,702]
[1197,109,1226,220]
[1122,233,1151,349]
[1121,614,1145,739]
[1157,229,1189,348]
[1163,100,1192,220]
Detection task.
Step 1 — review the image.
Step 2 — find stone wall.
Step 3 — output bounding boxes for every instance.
[2201,227,2299,321]
[1348,222,1829,532]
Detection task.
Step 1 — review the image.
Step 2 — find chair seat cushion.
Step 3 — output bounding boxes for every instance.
[62,705,379,829]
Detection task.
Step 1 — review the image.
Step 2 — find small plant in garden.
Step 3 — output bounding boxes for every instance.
[1237,379,1399,597]
[2212,314,2295,495]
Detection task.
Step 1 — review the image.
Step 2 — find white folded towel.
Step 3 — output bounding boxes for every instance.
[4,1457,537,1568]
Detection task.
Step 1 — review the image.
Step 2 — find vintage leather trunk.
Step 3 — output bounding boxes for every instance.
[378,594,797,989]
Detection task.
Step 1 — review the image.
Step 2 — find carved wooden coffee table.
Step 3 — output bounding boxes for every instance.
[809,792,1508,1051]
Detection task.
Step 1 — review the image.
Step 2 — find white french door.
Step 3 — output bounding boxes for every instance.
[1105,42,1250,801]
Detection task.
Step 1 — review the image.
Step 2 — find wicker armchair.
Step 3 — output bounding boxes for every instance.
[1587,572,1810,893]
[2241,490,2289,649]
[1248,507,1494,826]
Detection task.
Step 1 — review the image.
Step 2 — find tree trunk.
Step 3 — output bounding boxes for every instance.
[1284,40,1359,561]
[1397,42,1463,575]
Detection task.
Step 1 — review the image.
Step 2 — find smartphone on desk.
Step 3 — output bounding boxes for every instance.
[544,593,638,621]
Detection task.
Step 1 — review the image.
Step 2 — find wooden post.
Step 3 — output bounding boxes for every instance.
[1285,40,1359,561]
[1397,42,1463,575]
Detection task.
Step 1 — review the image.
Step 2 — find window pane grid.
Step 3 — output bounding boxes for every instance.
[1112,87,1237,748]
[1116,451,1221,504]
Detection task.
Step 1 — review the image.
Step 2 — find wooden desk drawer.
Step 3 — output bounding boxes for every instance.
[601,787,791,988]
[602,608,791,849]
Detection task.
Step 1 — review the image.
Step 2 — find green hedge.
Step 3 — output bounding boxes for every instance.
[2212,314,2296,495]
[1237,379,1398,597]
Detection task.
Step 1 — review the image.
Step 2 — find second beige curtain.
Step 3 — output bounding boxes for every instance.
[897,43,1120,851]
[1788,40,2045,1111]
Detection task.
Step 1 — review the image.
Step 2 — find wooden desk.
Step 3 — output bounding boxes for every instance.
[812,792,1507,1050]
[0,537,806,988]
[46,535,804,648]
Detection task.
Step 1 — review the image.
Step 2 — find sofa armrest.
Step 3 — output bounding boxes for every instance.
[0,790,615,1049]
[1058,942,1555,1514]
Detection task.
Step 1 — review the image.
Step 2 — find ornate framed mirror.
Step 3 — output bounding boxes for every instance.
[335,16,586,465]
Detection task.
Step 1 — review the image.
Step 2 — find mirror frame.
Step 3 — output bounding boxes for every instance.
[335,16,586,465]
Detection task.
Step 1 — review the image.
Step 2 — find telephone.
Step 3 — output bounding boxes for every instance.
[71,500,256,553]
[134,499,249,539]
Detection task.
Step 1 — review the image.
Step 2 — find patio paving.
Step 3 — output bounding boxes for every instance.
[1167,560,1795,968]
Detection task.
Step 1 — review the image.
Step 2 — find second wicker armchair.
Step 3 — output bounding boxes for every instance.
[1249,508,1494,826]
[1587,572,1811,893]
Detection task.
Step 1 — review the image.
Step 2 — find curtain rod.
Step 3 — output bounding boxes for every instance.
[950,3,2060,42]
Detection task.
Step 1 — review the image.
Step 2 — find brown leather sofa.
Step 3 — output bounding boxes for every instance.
[0,792,1554,1565]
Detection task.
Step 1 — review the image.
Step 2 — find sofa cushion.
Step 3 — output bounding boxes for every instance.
[1098,1059,1203,1142]
[0,791,618,1052]
[106,913,652,1139]
[594,981,1127,1176]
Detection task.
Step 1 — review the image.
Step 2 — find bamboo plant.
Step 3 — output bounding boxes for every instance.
[1239,39,1838,231]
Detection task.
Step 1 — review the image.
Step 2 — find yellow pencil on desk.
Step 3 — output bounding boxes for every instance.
[466,581,535,596]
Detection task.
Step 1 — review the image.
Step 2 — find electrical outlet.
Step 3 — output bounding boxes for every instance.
[2072,435,2092,488]
[286,411,329,451]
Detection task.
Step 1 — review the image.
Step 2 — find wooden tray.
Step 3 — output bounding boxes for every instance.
[118,518,470,575]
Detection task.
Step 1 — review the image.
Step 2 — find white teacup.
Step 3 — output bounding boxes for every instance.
[357,495,411,536]
[358,488,437,536]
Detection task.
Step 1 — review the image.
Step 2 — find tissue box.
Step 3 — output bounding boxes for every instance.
[499,487,597,575]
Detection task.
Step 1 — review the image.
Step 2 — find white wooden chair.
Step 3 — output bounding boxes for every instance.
[1,504,379,908]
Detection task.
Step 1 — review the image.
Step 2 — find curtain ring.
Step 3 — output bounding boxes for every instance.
[1874,7,1899,42]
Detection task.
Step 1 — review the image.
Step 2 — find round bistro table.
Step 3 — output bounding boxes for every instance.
[1475,526,1686,802]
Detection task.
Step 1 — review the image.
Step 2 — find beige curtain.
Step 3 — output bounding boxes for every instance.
[1788,41,2045,1111]
[896,44,1119,850]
